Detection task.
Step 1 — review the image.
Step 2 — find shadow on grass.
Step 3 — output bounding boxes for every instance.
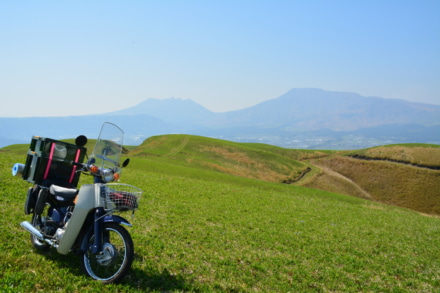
[34,249,191,291]
[122,266,190,291]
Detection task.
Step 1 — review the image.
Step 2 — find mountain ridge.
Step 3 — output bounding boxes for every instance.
[1,88,439,149]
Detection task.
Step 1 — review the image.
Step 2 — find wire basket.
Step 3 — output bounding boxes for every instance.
[102,183,142,212]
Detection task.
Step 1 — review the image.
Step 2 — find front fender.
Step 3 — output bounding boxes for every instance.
[78,214,132,254]
[103,215,132,227]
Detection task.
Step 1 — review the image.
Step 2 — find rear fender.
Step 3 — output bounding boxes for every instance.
[24,186,39,215]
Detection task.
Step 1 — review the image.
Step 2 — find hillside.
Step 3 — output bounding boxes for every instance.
[1,138,440,291]
[347,144,440,168]
[130,136,440,216]
[130,134,333,183]
[303,151,440,215]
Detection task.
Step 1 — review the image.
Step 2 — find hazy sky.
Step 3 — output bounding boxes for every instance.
[1,0,439,117]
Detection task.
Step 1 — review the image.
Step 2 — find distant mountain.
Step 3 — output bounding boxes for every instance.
[0,114,174,146]
[107,97,215,126]
[105,88,440,131]
[213,88,440,130]
[1,88,439,149]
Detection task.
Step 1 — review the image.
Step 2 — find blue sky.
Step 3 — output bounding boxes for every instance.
[1,0,439,117]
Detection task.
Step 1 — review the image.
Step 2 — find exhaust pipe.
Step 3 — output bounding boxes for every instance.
[20,221,55,246]
[21,221,45,240]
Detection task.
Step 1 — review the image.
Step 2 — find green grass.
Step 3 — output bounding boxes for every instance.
[131,134,330,183]
[1,140,440,292]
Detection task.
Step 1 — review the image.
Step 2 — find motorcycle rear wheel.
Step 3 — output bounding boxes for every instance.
[80,222,134,283]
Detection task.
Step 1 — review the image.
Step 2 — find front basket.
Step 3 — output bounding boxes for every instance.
[102,183,142,212]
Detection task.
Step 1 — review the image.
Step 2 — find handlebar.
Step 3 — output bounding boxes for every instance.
[71,160,120,183]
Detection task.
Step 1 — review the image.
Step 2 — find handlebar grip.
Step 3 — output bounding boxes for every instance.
[71,161,85,168]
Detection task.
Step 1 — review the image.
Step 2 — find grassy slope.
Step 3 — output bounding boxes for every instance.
[132,135,440,216]
[1,138,440,291]
[348,143,440,167]
[304,144,440,215]
[131,134,332,183]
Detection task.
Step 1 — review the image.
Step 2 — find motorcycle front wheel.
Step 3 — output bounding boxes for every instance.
[80,222,134,283]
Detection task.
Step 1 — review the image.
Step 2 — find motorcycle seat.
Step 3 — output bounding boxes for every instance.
[50,184,78,201]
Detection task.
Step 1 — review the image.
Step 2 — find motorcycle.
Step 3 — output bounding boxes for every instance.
[12,122,142,283]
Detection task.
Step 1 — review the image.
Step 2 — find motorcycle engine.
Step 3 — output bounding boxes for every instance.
[54,227,65,242]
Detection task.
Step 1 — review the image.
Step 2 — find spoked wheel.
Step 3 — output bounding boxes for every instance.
[30,213,50,250]
[80,223,134,283]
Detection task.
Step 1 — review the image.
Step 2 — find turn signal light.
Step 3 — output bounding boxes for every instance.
[90,165,98,173]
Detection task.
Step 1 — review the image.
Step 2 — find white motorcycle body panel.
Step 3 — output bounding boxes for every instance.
[57,184,105,254]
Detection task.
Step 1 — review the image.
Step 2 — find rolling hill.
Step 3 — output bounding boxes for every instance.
[130,134,328,183]
[128,135,440,216]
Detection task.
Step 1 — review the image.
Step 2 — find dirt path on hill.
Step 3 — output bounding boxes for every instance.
[295,151,373,200]
[349,154,440,170]
[168,136,190,156]
[316,164,373,199]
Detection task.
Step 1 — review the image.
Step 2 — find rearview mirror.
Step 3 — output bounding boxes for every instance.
[122,158,130,168]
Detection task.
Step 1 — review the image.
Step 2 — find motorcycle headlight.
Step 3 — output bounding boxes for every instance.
[102,170,115,183]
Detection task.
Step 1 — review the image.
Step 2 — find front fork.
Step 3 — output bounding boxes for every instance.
[88,207,132,255]
[91,208,105,254]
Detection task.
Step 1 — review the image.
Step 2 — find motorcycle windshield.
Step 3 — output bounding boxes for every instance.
[91,123,124,175]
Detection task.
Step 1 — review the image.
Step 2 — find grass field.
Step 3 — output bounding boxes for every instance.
[1,137,440,292]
